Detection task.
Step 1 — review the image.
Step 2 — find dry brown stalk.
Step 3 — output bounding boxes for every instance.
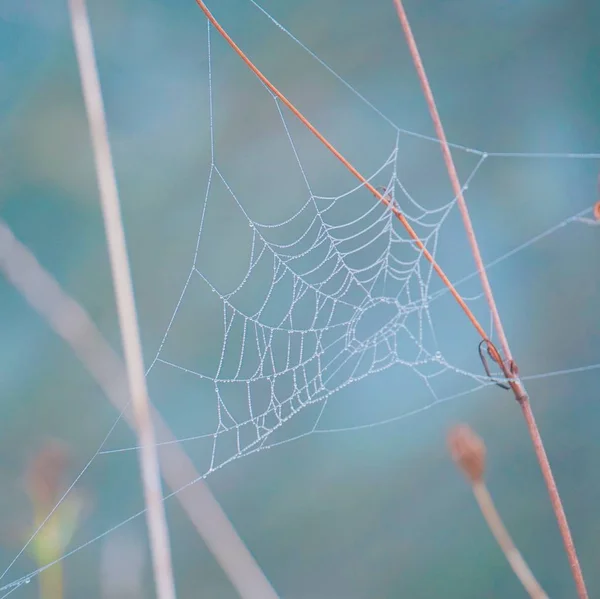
[448,425,548,599]
[393,2,588,596]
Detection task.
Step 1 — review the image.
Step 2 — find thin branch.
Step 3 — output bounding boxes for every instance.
[193,0,490,342]
[448,424,548,599]
[392,2,588,597]
[0,218,280,599]
[472,482,548,599]
[67,1,177,597]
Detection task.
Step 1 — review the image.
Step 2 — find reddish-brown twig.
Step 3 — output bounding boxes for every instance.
[594,174,600,220]
[392,1,588,597]
[193,0,492,342]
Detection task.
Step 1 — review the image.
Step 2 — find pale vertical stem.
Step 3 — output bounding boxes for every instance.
[67,1,177,598]
[392,2,588,597]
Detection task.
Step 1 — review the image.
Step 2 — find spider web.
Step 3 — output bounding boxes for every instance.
[124,12,598,474]
[137,31,492,470]
[1,1,599,595]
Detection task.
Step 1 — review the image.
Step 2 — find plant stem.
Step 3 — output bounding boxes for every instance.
[472,481,548,599]
[32,508,63,599]
[392,2,588,597]
[68,1,177,597]
[39,565,62,599]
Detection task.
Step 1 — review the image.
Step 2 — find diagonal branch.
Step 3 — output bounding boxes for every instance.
[193,0,491,343]
[0,218,279,599]
[392,1,588,597]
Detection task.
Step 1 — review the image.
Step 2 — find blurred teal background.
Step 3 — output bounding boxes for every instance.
[1,0,599,597]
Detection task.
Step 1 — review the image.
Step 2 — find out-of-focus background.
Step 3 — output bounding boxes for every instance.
[1,0,599,597]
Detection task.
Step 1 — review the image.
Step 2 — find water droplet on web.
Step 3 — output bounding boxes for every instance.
[434,351,442,360]
[24,579,30,585]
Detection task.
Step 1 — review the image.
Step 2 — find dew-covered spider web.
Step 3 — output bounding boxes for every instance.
[2,0,600,595]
